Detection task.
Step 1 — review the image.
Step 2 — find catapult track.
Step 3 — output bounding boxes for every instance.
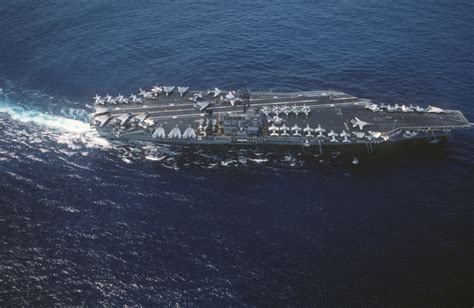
[91,87,472,149]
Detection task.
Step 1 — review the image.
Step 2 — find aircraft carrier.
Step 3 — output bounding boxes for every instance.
[90,85,472,152]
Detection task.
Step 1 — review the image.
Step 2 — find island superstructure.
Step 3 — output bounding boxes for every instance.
[90,85,471,151]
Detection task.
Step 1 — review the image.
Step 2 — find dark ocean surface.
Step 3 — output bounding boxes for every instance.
[1,0,473,306]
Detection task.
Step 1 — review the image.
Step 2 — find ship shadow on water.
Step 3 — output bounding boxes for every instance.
[135,137,453,174]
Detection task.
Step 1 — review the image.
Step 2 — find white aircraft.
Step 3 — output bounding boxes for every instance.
[303,124,314,137]
[272,116,283,124]
[168,125,182,138]
[163,86,175,96]
[229,98,240,106]
[152,126,166,139]
[314,124,326,134]
[226,91,236,99]
[271,106,280,115]
[94,95,105,105]
[116,94,125,104]
[261,106,271,116]
[143,118,155,127]
[427,106,445,113]
[138,88,153,99]
[352,131,366,139]
[143,89,154,99]
[105,94,114,104]
[183,125,196,138]
[209,88,223,98]
[269,123,279,136]
[386,105,396,112]
[291,124,301,136]
[415,105,426,112]
[301,105,311,116]
[328,130,338,137]
[94,114,113,126]
[291,105,300,117]
[401,105,410,113]
[197,121,204,132]
[280,123,290,136]
[339,130,350,138]
[366,103,380,112]
[152,85,163,95]
[224,91,239,106]
[403,130,419,138]
[281,105,290,116]
[177,87,189,97]
[327,130,338,143]
[117,113,133,126]
[189,92,204,102]
[368,131,382,139]
[351,117,372,130]
[342,136,351,143]
[129,94,139,103]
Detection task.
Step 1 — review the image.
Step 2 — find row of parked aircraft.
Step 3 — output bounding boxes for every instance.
[93,85,246,107]
[261,105,311,117]
[93,85,189,106]
[94,93,144,106]
[267,123,387,142]
[365,103,445,113]
[156,124,197,139]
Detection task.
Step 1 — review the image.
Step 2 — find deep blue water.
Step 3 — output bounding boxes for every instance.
[1,0,473,306]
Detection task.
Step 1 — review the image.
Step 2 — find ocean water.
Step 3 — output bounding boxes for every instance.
[1,0,473,306]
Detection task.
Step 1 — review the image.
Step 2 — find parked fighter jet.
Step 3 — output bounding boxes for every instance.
[177,87,189,97]
[339,130,350,138]
[168,124,182,138]
[301,105,311,116]
[183,125,196,138]
[352,131,366,139]
[152,125,166,138]
[94,95,105,106]
[163,86,175,96]
[116,94,125,104]
[291,124,302,136]
[152,85,163,96]
[291,105,301,117]
[280,123,290,136]
[139,88,153,99]
[365,103,380,112]
[269,123,279,136]
[208,88,223,98]
[351,117,372,130]
[303,124,314,137]
[129,94,142,104]
[314,124,326,134]
[328,130,339,142]
[261,106,271,116]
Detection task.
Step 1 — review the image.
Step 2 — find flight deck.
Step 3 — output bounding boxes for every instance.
[91,86,471,149]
